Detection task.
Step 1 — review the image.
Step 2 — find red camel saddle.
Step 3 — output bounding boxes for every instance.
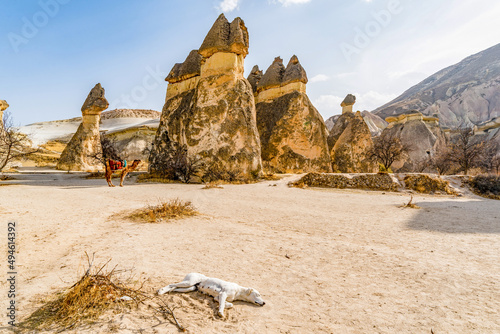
[109,159,127,171]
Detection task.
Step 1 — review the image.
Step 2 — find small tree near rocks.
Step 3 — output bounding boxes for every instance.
[367,131,411,171]
[0,112,38,171]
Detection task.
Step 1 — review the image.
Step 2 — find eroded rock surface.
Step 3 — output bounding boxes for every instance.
[254,56,330,173]
[57,83,109,171]
[150,14,262,181]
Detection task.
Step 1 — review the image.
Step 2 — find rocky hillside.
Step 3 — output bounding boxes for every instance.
[19,109,160,146]
[373,43,500,128]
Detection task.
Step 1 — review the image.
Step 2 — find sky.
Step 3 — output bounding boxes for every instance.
[1,0,500,126]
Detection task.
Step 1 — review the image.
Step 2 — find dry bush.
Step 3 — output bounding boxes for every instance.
[18,255,145,332]
[128,198,198,223]
[469,175,500,200]
[403,174,457,195]
[261,173,281,181]
[202,181,224,189]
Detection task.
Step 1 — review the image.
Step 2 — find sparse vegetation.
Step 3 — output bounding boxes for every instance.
[128,198,198,223]
[147,135,201,183]
[0,111,39,171]
[368,131,411,171]
[401,195,420,209]
[447,127,487,175]
[202,181,224,189]
[469,175,500,200]
[403,174,457,195]
[18,254,145,332]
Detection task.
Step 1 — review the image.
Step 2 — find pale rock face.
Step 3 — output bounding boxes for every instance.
[150,15,262,180]
[382,115,447,170]
[330,111,375,173]
[373,43,500,128]
[57,83,109,171]
[255,55,331,173]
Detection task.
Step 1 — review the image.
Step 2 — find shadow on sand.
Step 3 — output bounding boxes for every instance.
[407,198,500,234]
[0,172,144,188]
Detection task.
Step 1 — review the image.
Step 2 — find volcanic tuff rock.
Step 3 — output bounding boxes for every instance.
[382,111,447,171]
[247,65,263,93]
[0,100,8,128]
[325,110,387,136]
[254,56,330,173]
[150,14,262,181]
[57,83,109,171]
[326,95,375,172]
[373,43,500,128]
[331,111,375,173]
[198,14,249,58]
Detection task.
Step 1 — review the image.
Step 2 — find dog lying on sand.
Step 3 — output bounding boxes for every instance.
[158,273,265,317]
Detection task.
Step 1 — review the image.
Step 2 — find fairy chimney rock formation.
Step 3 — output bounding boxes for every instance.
[150,14,262,181]
[341,94,356,114]
[247,65,263,93]
[255,56,308,103]
[0,100,8,127]
[254,55,331,173]
[330,110,375,173]
[57,83,109,171]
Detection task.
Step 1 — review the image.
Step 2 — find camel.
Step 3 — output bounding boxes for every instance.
[105,159,141,187]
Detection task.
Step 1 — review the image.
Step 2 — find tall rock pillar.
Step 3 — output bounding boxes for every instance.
[57,83,109,171]
[150,14,262,181]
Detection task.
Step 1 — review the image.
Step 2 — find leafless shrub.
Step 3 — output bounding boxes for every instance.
[0,111,39,171]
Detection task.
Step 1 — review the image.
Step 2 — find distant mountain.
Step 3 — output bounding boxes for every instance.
[373,43,500,128]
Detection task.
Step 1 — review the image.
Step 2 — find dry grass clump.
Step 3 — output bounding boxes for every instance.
[403,174,457,195]
[469,175,500,200]
[0,175,15,181]
[128,198,198,223]
[136,172,176,184]
[400,195,420,209]
[202,181,224,189]
[261,173,282,181]
[18,255,145,332]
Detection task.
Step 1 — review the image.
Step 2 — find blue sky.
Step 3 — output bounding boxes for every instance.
[1,0,500,125]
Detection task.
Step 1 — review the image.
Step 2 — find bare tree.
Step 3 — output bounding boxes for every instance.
[367,131,411,171]
[0,112,38,171]
[478,140,500,174]
[430,147,454,175]
[88,134,122,169]
[447,127,486,175]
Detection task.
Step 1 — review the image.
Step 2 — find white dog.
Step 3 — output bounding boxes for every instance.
[157,273,265,317]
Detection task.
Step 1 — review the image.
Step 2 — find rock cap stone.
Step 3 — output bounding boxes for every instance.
[199,14,249,59]
[81,83,109,115]
[0,100,8,112]
[341,94,356,107]
[165,50,203,83]
[283,55,308,85]
[257,57,285,92]
[247,65,263,92]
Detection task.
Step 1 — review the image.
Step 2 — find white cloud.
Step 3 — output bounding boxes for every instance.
[276,0,312,7]
[218,0,240,12]
[310,74,330,83]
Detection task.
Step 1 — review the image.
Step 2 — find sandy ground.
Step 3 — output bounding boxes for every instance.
[0,171,499,333]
